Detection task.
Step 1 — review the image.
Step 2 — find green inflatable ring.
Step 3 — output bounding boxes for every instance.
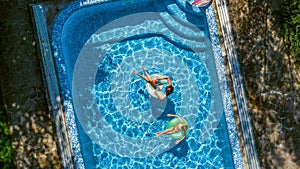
[166,117,189,140]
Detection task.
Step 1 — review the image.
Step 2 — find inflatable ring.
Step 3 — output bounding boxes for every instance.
[166,117,189,140]
[145,74,168,98]
[190,0,211,7]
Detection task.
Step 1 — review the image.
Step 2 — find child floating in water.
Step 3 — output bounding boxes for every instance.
[156,114,189,144]
[133,66,173,101]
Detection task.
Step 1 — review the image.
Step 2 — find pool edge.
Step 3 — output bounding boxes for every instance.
[33,0,255,168]
[214,0,261,168]
[205,5,245,169]
[30,4,75,169]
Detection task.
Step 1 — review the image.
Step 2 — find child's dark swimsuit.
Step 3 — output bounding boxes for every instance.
[156,81,167,93]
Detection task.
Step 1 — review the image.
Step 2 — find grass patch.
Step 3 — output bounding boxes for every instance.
[275,0,300,67]
[0,99,14,168]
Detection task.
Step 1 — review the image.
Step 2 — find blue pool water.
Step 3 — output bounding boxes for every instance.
[52,0,243,168]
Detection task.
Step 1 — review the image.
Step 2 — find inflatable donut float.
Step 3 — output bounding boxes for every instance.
[145,74,168,98]
[166,117,189,140]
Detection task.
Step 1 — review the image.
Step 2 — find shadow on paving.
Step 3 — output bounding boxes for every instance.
[227,0,300,168]
[0,0,71,168]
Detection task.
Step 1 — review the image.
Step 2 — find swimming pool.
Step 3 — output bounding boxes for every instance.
[52,0,244,168]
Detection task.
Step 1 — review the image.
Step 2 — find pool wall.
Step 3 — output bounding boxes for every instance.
[30,0,252,168]
[205,5,244,168]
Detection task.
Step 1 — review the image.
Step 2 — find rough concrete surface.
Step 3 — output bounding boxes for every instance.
[225,0,300,168]
[0,0,70,168]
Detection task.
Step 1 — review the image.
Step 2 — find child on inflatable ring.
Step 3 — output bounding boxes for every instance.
[156,114,189,144]
[133,66,174,101]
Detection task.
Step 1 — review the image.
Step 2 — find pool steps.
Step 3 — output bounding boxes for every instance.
[88,19,207,53]
[154,0,207,42]
[175,0,204,15]
[162,0,206,29]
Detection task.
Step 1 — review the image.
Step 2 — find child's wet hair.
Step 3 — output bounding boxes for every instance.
[182,124,188,130]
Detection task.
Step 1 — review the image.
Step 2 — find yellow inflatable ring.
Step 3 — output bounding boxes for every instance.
[166,117,189,140]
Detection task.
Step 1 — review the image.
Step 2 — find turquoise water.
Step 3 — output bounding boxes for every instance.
[52,0,241,168]
[90,35,227,168]
[95,36,209,137]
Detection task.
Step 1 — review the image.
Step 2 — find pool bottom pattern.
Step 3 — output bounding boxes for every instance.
[81,36,224,168]
[92,131,225,169]
[94,36,210,138]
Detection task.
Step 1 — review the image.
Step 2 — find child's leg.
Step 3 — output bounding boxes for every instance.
[156,127,176,137]
[133,71,150,82]
[142,66,153,82]
[141,66,158,89]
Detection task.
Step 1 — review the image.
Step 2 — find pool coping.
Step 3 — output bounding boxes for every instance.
[31,0,248,168]
[214,0,260,168]
[30,4,74,169]
[205,4,244,169]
